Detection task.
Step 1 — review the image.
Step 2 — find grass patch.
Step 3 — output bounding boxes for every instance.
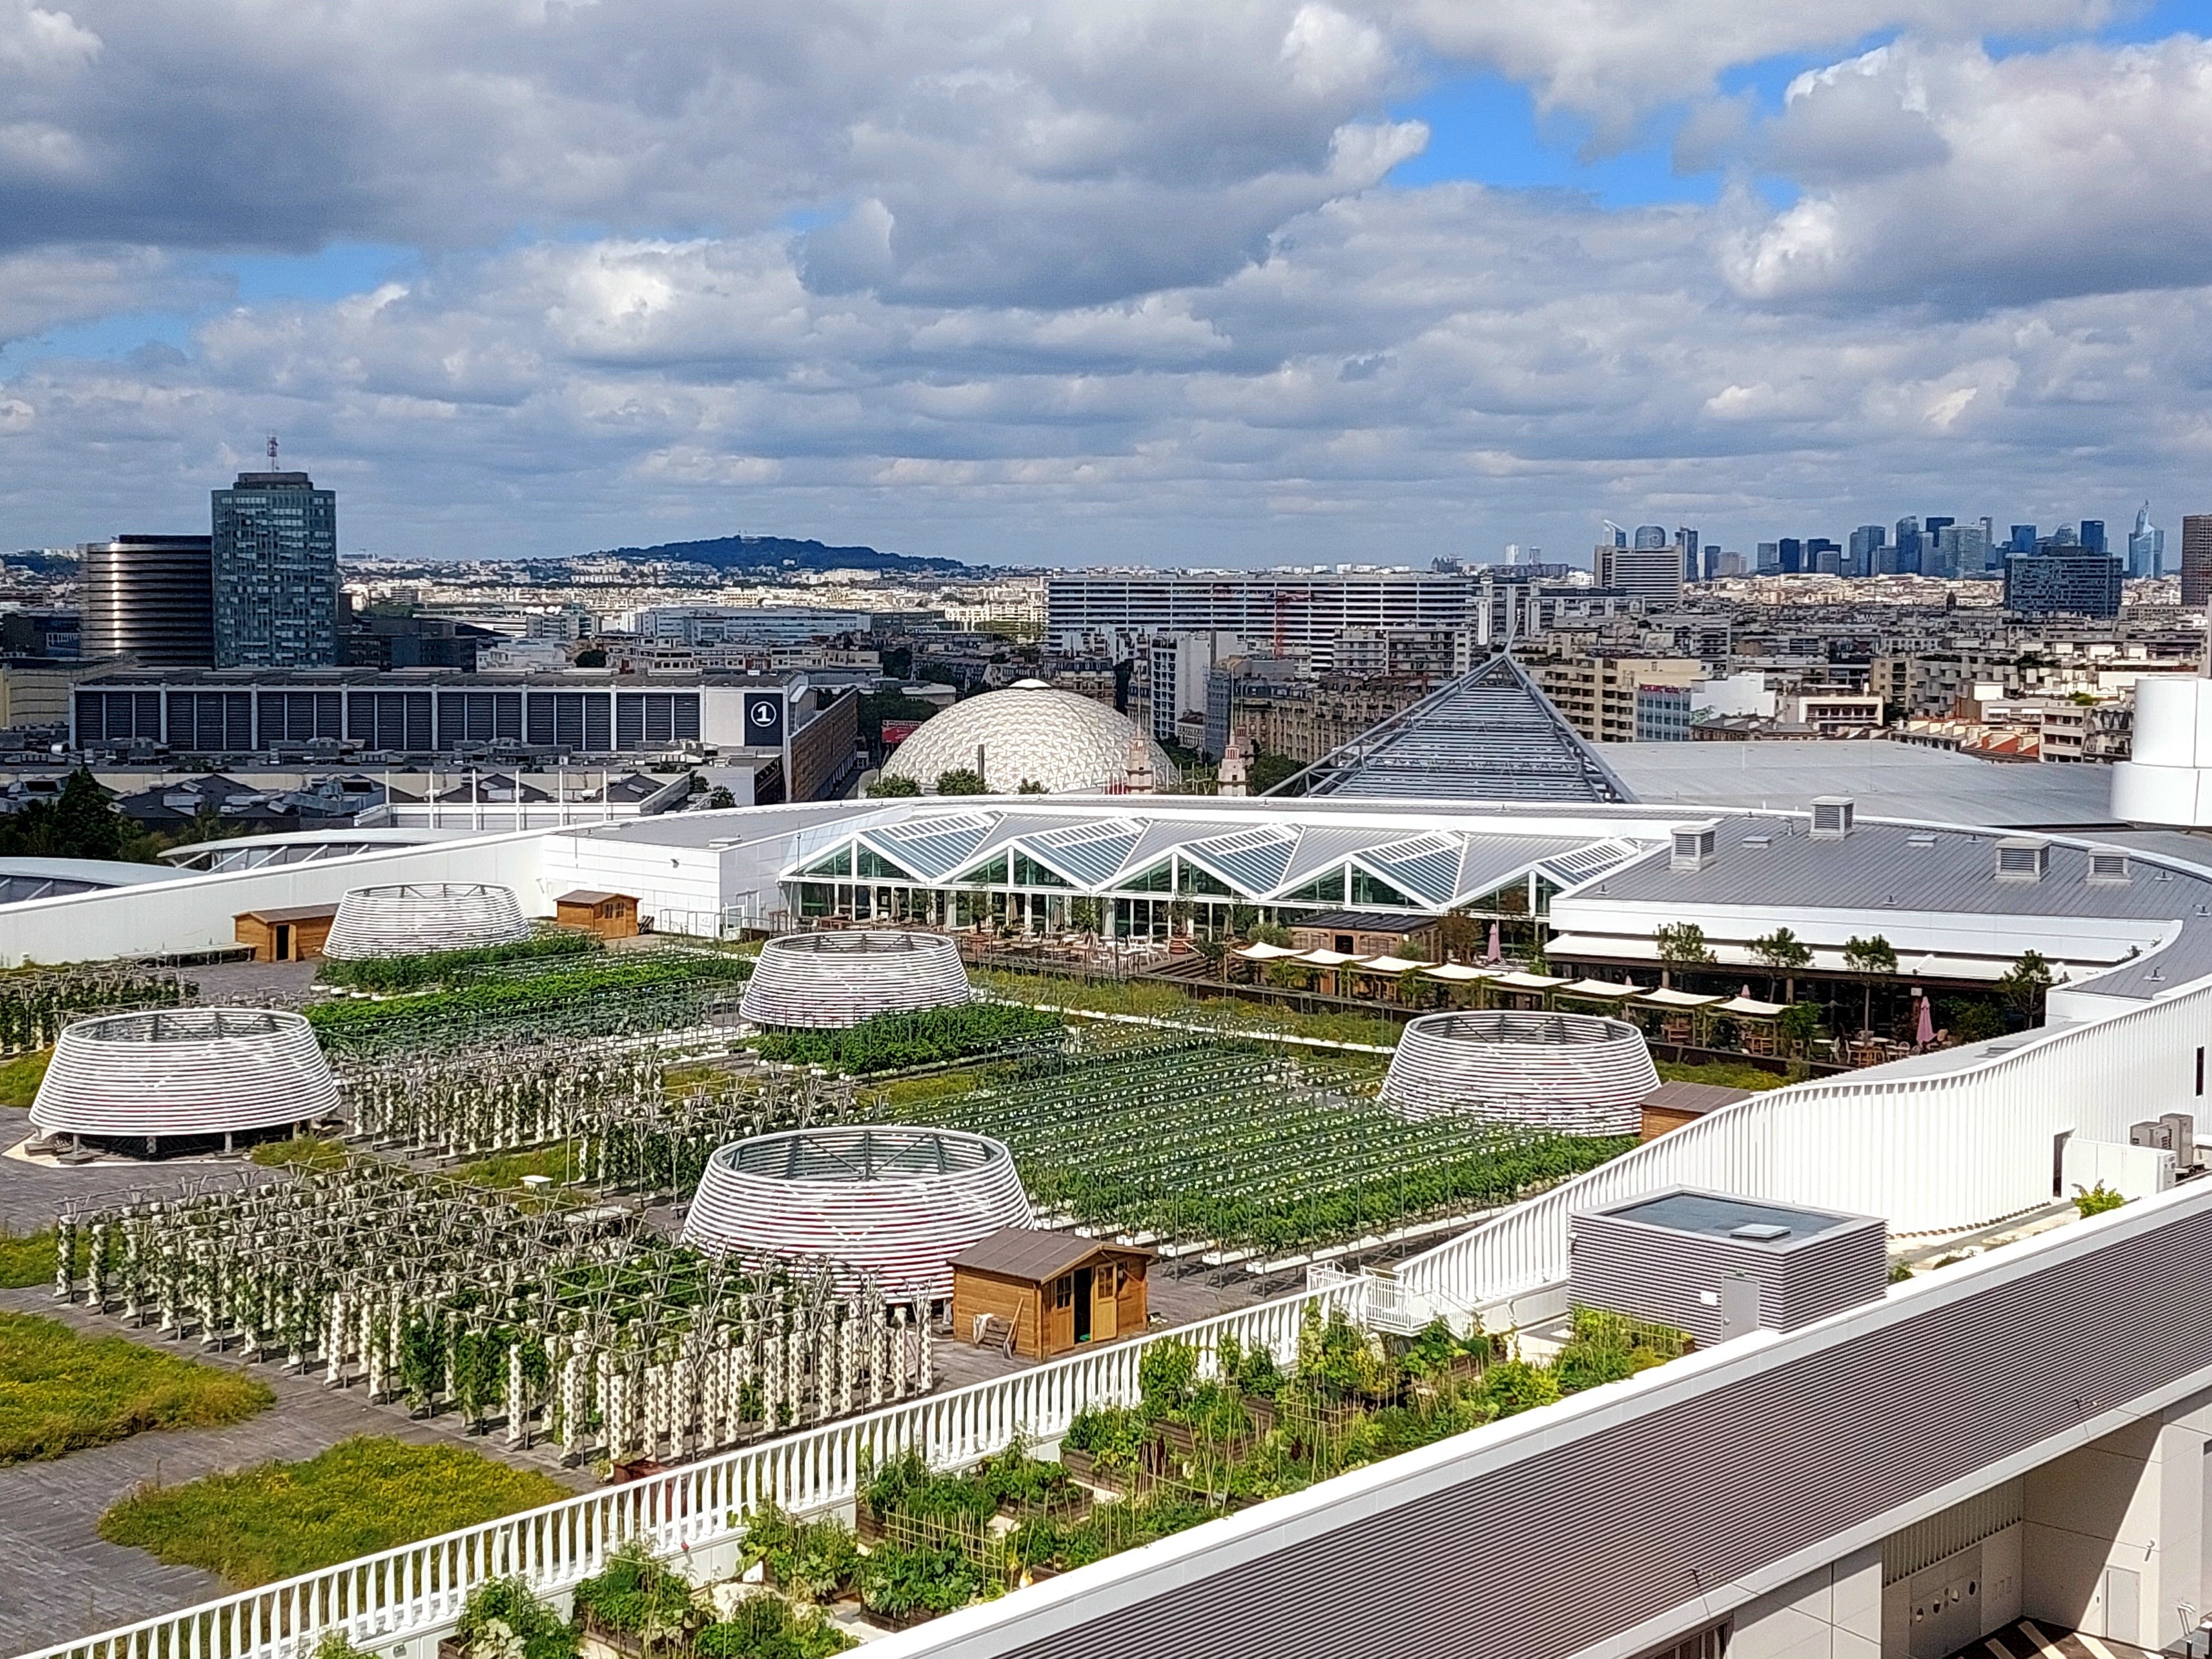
[878,1068,990,1108]
[1655,1058,1788,1092]
[0,1226,55,1288]
[453,1141,581,1190]
[249,1134,350,1172]
[99,1436,571,1588]
[0,1310,272,1463]
[0,1045,50,1108]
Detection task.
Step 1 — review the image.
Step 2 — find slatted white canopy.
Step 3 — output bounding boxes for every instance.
[323,882,532,959]
[1381,1009,1660,1136]
[32,1007,341,1141]
[682,1125,1033,1296]
[738,931,972,1029]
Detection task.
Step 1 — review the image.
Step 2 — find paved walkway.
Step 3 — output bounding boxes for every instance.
[0,1286,592,1656]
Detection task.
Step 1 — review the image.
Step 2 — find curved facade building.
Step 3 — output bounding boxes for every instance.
[80,535,216,668]
[739,931,972,1028]
[879,681,1178,795]
[683,1125,1032,1296]
[324,882,533,958]
[1381,1010,1658,1136]
[31,1007,341,1144]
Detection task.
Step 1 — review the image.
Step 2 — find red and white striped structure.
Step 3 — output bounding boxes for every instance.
[31,1007,342,1143]
[1381,1010,1658,1137]
[683,1125,1031,1296]
[324,882,533,958]
[739,930,971,1029]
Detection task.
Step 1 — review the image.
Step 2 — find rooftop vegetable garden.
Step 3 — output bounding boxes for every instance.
[903,1036,1631,1263]
[748,1002,1065,1075]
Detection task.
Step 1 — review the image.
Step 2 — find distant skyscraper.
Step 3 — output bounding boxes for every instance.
[1675,526,1700,583]
[1894,517,1922,575]
[2128,504,2166,579]
[1632,524,1668,551]
[1778,537,1803,574]
[1596,544,1683,602]
[2182,515,2212,608]
[1934,523,1988,581]
[211,451,339,669]
[1702,545,1722,581]
[2010,525,2036,555]
[2080,519,2107,554]
[1924,516,1955,554]
[80,534,215,667]
[1847,524,1885,578]
[1756,542,1780,573]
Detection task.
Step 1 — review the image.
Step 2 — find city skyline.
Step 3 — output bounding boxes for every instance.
[5,5,2212,569]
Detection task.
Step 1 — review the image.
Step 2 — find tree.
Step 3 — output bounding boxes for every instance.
[1652,922,1714,987]
[1841,933,1898,1035]
[1750,926,1812,1001]
[1016,778,1047,794]
[1068,897,1102,936]
[935,768,986,797]
[53,767,122,861]
[705,786,736,809]
[1997,949,2054,1027]
[866,774,921,798]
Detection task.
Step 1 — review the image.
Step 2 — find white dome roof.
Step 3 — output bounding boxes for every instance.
[881,681,1180,795]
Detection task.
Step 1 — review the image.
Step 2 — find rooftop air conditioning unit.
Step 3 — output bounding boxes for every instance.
[2086,850,2131,886]
[1809,797,1854,840]
[1672,821,1719,872]
[1993,838,2048,883]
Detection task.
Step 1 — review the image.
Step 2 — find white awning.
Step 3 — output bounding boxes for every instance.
[1493,970,1571,990]
[1716,994,1788,1017]
[1637,987,1723,1009]
[1297,948,1367,967]
[1236,941,1302,960]
[1354,954,1426,974]
[1422,963,1497,982]
[1559,978,1641,999]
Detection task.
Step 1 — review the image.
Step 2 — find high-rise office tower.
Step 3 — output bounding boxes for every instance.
[1778,537,1804,574]
[1847,524,1885,577]
[2128,504,2166,579]
[1702,545,1722,581]
[1934,523,1988,580]
[80,534,215,667]
[1894,517,1923,574]
[1808,537,1840,575]
[1632,524,1668,551]
[1596,543,1684,602]
[1756,542,1780,573]
[2010,525,2036,555]
[1924,516,1955,556]
[211,451,339,669]
[2182,515,2212,608]
[2080,520,2107,554]
[1675,526,1700,583]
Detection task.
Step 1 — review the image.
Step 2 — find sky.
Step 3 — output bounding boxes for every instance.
[3,1,2211,570]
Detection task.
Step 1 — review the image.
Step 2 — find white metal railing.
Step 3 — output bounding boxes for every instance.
[1399,974,2212,1307]
[22,1285,1347,1659]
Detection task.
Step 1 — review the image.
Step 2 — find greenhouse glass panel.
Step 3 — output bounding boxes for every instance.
[957,853,1010,885]
[800,846,854,878]
[1276,868,1347,905]
[1177,860,1234,897]
[1012,852,1075,889]
[1366,836,1462,904]
[856,845,918,881]
[1350,868,1419,908]
[1116,860,1172,893]
[1186,829,1295,894]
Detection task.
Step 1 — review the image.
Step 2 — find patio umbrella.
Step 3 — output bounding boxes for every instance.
[1914,994,1936,1048]
[1486,921,1501,963]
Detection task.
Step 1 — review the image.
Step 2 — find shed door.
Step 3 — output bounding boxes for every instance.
[274,924,292,962]
[1092,1265,1117,1341]
[1072,1267,1093,1342]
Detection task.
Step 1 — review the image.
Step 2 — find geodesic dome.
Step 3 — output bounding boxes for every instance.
[32,1007,342,1143]
[324,882,532,958]
[740,931,971,1029]
[879,680,1179,795]
[1381,1010,1659,1137]
[683,1125,1033,1296]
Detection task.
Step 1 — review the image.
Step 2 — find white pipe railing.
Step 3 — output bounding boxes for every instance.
[21,1285,1342,1659]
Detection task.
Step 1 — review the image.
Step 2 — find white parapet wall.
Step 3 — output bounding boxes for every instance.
[2113,674,2212,825]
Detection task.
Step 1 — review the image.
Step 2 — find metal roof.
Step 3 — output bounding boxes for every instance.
[949,1226,1153,1282]
[1285,656,1633,805]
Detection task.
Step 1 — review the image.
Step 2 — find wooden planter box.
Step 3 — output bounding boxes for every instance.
[1058,1448,1101,1485]
[856,1499,886,1544]
[577,1611,678,1658]
[862,1604,942,1633]
[1245,1397,1279,1436]
[1158,1422,1256,1464]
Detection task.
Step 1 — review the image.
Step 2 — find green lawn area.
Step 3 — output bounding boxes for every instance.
[247,1135,349,1172]
[99,1436,572,1588]
[453,1141,582,1190]
[0,1226,54,1288]
[0,1311,272,1463]
[0,1046,49,1108]
[1655,1057,1788,1093]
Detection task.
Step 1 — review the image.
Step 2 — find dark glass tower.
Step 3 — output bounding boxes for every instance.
[211,466,338,668]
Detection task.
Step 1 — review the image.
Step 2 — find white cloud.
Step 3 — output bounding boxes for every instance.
[0,1,99,76]
[1730,36,2212,306]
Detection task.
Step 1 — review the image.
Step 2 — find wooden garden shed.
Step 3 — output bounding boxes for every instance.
[949,1227,1153,1359]
[555,889,640,939]
[233,903,339,963]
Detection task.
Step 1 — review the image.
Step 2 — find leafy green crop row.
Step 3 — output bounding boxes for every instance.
[750,1003,1063,1075]
[315,929,599,993]
[305,954,750,1052]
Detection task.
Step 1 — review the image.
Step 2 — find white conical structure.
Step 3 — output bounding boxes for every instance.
[32,1007,341,1142]
[739,931,971,1029]
[1381,1010,1658,1137]
[324,882,532,958]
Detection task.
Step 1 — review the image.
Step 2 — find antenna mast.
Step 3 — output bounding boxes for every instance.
[267,434,279,471]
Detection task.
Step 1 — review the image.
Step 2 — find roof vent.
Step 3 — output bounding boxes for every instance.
[1731,1222,1792,1241]
[2087,850,2131,886]
[1809,797,1854,840]
[1994,838,2049,884]
[1743,833,1771,848]
[1907,834,1936,848]
[1672,821,1718,872]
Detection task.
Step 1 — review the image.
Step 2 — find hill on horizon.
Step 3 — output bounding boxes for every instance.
[590,533,970,575]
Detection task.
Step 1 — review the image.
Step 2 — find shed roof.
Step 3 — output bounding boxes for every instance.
[557,889,633,907]
[1640,1080,1755,1119]
[237,903,342,924]
[949,1226,1153,1283]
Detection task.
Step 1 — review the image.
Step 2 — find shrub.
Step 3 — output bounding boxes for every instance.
[695,1597,856,1657]
[741,1506,858,1605]
[1479,1357,1560,1417]
[2075,1182,2126,1217]
[571,1539,697,1639]
[857,1542,983,1619]
[1059,1405,1147,1475]
[455,1576,577,1659]
[1137,1337,1198,1420]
